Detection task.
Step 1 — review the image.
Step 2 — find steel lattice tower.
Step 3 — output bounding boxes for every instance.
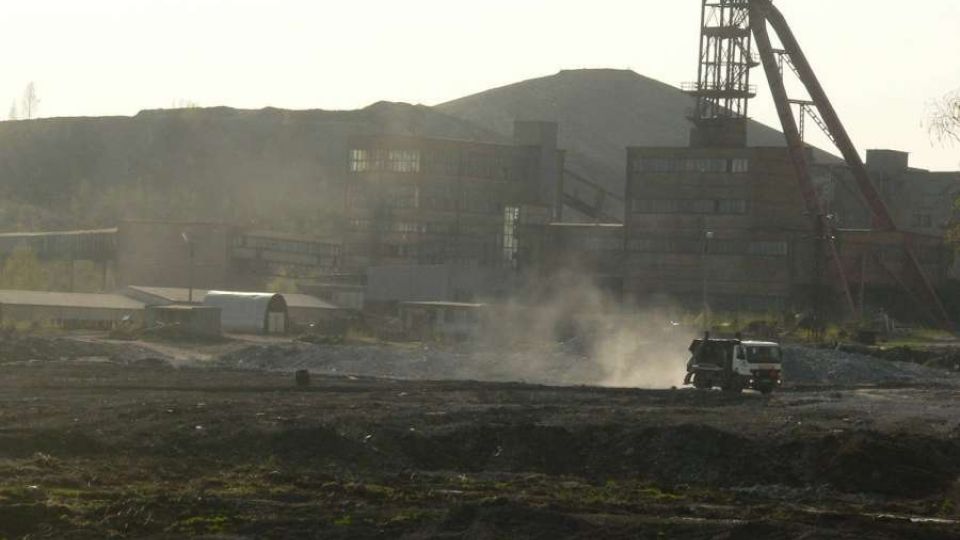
[685,0,757,147]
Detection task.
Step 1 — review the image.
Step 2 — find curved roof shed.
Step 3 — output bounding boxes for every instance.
[203,291,288,334]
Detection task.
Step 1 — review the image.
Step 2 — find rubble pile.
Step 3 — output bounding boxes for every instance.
[782,346,959,387]
[0,335,169,366]
[217,341,960,389]
[838,344,960,372]
[216,342,609,386]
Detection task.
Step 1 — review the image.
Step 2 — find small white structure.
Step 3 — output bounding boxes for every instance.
[203,291,288,335]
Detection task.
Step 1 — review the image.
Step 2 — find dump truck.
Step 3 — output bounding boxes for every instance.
[682,334,783,394]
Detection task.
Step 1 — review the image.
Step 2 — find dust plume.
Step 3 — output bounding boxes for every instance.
[472,271,695,389]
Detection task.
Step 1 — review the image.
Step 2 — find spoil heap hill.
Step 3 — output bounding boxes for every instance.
[439,68,836,196]
[0,69,830,231]
[0,103,502,231]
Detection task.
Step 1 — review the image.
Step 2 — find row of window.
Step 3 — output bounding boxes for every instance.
[633,157,750,174]
[348,219,499,237]
[349,149,422,173]
[563,233,624,252]
[502,206,520,267]
[347,185,507,215]
[347,238,509,267]
[629,238,789,257]
[348,147,526,181]
[632,198,749,215]
[235,235,341,256]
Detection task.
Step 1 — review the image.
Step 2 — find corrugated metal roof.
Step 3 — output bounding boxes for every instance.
[400,301,486,309]
[203,291,286,333]
[0,228,118,238]
[126,286,339,310]
[126,286,209,304]
[242,230,337,244]
[282,294,341,310]
[0,290,144,310]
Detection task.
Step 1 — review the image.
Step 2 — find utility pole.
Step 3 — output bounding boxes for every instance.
[182,232,195,303]
[702,230,714,331]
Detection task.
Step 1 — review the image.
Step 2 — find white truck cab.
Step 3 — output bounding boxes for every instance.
[684,335,783,394]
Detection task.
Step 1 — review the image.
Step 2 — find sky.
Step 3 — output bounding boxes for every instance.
[2,0,958,170]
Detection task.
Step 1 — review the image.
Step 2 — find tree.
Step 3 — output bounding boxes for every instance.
[0,246,49,290]
[171,98,200,109]
[7,100,17,121]
[929,89,960,145]
[20,82,39,119]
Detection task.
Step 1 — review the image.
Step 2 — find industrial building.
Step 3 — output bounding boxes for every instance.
[125,285,345,332]
[0,221,342,293]
[0,1,954,326]
[623,145,814,312]
[341,121,561,275]
[0,290,144,328]
[822,150,960,238]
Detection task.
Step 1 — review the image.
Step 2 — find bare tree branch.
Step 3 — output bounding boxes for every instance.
[928,89,960,145]
[20,82,40,119]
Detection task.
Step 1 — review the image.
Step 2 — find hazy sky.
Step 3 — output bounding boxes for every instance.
[2,0,958,170]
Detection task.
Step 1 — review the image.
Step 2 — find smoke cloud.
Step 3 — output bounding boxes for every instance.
[470,270,695,389]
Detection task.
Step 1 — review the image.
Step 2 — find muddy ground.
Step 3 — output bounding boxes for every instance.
[1,338,960,538]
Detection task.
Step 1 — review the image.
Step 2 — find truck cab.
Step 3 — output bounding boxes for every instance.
[683,335,783,394]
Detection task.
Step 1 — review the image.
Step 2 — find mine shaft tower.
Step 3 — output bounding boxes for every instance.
[685,0,756,148]
[683,0,952,329]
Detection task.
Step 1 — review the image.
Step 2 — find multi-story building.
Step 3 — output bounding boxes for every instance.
[622,146,816,312]
[340,122,562,277]
[821,149,960,237]
[619,144,954,316]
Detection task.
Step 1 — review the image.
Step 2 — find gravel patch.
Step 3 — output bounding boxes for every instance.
[214,342,960,389]
[782,346,960,387]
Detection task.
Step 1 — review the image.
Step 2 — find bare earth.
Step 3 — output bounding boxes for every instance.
[0,338,959,539]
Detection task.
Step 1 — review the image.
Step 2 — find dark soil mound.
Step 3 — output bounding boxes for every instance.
[437,500,592,540]
[196,422,960,498]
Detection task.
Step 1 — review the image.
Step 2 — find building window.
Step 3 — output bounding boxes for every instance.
[349,219,373,232]
[629,237,701,254]
[748,241,789,257]
[387,150,421,173]
[349,149,370,172]
[634,157,750,174]
[632,198,748,215]
[421,185,459,212]
[348,148,421,173]
[502,206,520,268]
[388,186,419,209]
[707,239,744,255]
[716,199,748,214]
[632,199,680,214]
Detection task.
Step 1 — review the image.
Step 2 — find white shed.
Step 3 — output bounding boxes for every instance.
[203,291,288,335]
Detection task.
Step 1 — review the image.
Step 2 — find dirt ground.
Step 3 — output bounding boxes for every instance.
[1,337,960,539]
